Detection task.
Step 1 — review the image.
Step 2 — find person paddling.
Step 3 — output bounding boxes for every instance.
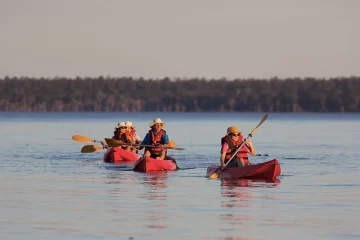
[141,118,172,160]
[101,122,126,149]
[220,126,256,168]
[123,121,142,153]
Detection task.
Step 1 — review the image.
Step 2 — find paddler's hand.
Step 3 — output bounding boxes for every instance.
[100,140,109,149]
[245,139,253,146]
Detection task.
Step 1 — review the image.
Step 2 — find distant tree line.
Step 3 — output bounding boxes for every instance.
[0,76,359,112]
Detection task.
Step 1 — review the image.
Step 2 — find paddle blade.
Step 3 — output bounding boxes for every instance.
[72,135,95,143]
[81,145,103,153]
[104,138,123,147]
[168,141,176,148]
[209,168,221,179]
[167,141,185,150]
[250,114,268,136]
[172,147,185,150]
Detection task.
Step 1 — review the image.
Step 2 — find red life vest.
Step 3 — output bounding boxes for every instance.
[221,135,249,164]
[145,129,167,156]
[116,130,135,150]
[127,129,137,139]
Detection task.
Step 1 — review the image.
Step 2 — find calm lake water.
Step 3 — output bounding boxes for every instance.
[0,112,359,240]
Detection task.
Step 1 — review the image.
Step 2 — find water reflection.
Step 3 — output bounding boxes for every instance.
[142,173,168,201]
[221,178,281,188]
[104,172,138,197]
[220,178,281,208]
[219,178,281,237]
[142,173,169,229]
[103,171,170,230]
[143,173,169,188]
[220,179,253,209]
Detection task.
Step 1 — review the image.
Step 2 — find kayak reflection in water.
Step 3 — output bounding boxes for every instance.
[140,118,173,160]
[220,126,256,168]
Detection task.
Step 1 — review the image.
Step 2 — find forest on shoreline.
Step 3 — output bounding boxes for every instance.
[0,76,359,112]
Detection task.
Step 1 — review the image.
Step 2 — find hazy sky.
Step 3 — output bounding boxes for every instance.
[0,0,359,79]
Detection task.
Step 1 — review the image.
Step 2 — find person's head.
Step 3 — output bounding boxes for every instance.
[114,122,127,133]
[227,126,241,140]
[125,121,135,131]
[149,118,166,132]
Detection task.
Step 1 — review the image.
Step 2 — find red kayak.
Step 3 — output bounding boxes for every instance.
[103,147,140,164]
[206,159,281,180]
[133,156,178,172]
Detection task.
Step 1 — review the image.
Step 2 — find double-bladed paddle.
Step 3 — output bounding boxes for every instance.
[104,138,185,150]
[72,135,105,153]
[209,113,269,179]
[72,134,185,151]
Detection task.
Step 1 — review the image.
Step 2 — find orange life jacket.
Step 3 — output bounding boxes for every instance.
[127,129,137,140]
[145,129,167,156]
[116,130,134,150]
[118,130,136,142]
[221,135,249,164]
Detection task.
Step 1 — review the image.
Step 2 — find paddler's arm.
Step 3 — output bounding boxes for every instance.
[220,152,226,168]
[100,140,109,149]
[220,142,228,168]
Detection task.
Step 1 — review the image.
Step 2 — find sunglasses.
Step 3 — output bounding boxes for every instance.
[120,127,127,129]
[230,133,241,137]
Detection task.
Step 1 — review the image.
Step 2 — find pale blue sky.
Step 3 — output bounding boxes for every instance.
[0,0,359,79]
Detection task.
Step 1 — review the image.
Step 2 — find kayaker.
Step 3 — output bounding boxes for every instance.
[123,121,142,153]
[100,121,127,149]
[220,126,256,168]
[141,118,171,160]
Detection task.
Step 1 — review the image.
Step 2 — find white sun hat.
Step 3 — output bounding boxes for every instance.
[125,121,135,129]
[149,118,166,128]
[114,122,125,129]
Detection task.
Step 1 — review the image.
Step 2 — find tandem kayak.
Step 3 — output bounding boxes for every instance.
[133,156,178,172]
[206,159,281,180]
[103,147,140,164]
